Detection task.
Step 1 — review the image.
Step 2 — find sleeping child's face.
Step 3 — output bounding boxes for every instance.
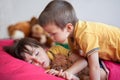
[23,45,50,68]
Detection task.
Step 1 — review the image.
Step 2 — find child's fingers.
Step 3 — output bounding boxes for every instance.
[64,72,80,80]
[64,72,71,79]
[58,69,64,77]
[45,69,59,75]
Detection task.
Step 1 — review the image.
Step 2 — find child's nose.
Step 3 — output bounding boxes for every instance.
[33,62,41,67]
[31,58,42,65]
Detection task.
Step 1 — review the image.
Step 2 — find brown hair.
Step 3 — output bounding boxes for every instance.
[38,0,78,29]
[4,38,42,60]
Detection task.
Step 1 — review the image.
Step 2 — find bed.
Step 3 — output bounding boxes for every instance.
[0,39,63,80]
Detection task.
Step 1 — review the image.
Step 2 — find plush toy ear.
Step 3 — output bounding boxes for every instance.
[8,25,14,36]
[29,17,38,26]
[8,25,13,30]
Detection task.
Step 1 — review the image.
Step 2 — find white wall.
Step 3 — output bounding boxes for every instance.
[0,0,120,39]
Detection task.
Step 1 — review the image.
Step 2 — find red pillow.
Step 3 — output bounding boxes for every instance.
[0,39,14,46]
[0,39,14,51]
[0,39,63,80]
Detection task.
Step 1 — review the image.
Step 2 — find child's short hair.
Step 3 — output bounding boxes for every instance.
[38,0,78,29]
[4,38,42,60]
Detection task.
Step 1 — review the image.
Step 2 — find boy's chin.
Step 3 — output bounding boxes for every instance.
[57,41,65,44]
[59,39,68,44]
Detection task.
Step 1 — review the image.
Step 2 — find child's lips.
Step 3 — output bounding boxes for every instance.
[42,62,49,68]
[35,62,45,67]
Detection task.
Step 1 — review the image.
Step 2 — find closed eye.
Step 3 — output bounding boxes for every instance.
[50,33,56,36]
[35,51,39,56]
[52,33,56,35]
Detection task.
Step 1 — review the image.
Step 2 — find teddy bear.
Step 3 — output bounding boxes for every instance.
[7,17,54,48]
[30,24,54,48]
[7,17,37,39]
[8,22,31,39]
[50,53,89,80]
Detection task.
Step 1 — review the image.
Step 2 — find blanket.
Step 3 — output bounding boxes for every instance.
[103,60,120,80]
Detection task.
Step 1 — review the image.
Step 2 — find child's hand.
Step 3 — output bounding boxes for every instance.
[46,69,80,80]
[45,69,59,76]
[61,71,80,80]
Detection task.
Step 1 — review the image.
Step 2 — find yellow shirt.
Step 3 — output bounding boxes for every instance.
[68,20,120,62]
[47,45,69,60]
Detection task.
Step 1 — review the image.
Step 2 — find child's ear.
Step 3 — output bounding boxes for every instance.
[65,23,74,32]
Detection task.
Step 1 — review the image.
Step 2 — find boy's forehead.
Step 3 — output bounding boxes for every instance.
[44,23,57,28]
[44,24,61,32]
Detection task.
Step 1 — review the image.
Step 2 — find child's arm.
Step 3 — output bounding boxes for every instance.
[87,51,100,80]
[46,56,87,80]
[65,56,88,74]
[46,69,80,80]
